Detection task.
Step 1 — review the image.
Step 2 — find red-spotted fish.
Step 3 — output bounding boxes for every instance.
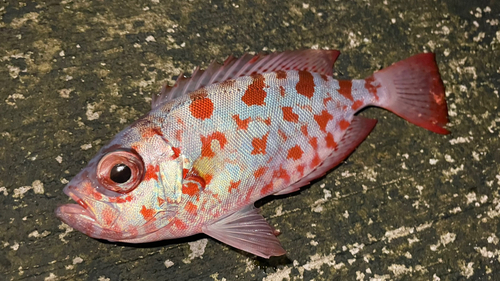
[56,50,449,258]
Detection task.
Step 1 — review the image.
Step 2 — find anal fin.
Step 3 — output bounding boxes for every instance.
[273,185,301,196]
[202,205,286,258]
[286,116,378,190]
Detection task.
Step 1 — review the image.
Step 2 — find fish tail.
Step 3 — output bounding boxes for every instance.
[366,53,449,134]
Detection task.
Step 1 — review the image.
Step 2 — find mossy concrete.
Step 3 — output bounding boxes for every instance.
[0,0,499,280]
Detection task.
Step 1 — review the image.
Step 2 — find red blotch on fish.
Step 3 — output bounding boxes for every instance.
[140,205,156,221]
[313,110,333,132]
[189,90,214,120]
[228,180,241,193]
[325,132,337,149]
[351,100,364,110]
[172,218,188,230]
[185,201,198,215]
[309,137,318,150]
[287,145,303,160]
[144,164,159,181]
[254,167,267,178]
[338,80,353,101]
[102,207,115,226]
[311,153,322,167]
[301,124,309,136]
[279,85,286,97]
[364,76,380,101]
[110,195,133,204]
[204,173,213,185]
[297,164,305,176]
[282,106,299,123]
[182,182,200,197]
[339,119,350,130]
[296,70,315,98]
[273,166,290,182]
[233,114,251,130]
[141,127,163,139]
[323,97,333,106]
[260,182,274,195]
[171,147,181,159]
[242,73,267,106]
[251,133,269,155]
[200,131,228,158]
[157,197,165,206]
[275,70,287,79]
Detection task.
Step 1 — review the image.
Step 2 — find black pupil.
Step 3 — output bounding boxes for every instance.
[110,164,132,184]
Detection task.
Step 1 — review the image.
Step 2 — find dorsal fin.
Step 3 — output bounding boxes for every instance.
[151,49,340,109]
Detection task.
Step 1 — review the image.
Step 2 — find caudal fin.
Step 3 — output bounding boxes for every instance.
[367,53,449,134]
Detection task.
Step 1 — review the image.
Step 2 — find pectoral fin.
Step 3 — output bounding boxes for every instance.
[202,205,286,258]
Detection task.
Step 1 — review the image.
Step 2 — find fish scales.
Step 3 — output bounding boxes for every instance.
[152,72,375,217]
[56,49,449,258]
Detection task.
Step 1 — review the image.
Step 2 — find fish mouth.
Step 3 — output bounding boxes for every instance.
[55,187,99,236]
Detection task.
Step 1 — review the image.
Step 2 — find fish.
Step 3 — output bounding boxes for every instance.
[56,49,449,258]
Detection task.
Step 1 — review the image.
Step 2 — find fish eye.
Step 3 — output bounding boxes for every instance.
[110,164,132,183]
[97,150,144,193]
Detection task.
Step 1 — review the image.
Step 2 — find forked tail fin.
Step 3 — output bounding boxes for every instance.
[367,53,449,134]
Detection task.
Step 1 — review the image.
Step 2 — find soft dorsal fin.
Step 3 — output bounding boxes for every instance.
[151,49,340,109]
[278,116,378,194]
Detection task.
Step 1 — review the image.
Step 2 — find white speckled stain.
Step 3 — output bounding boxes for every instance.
[28,230,51,238]
[369,274,391,281]
[487,233,499,245]
[449,136,472,145]
[182,238,208,264]
[388,264,413,277]
[58,223,74,243]
[262,253,344,280]
[44,273,57,281]
[12,180,44,198]
[164,260,174,268]
[32,180,44,194]
[311,188,332,213]
[465,192,477,204]
[0,186,8,196]
[362,166,378,182]
[440,232,456,246]
[59,88,73,98]
[349,243,364,255]
[458,260,474,279]
[80,143,92,150]
[385,226,414,242]
[86,102,101,120]
[10,241,19,251]
[449,206,462,214]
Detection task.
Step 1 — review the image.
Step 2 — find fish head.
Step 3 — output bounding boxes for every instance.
[56,122,186,243]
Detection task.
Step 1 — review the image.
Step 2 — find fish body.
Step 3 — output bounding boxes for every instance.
[56,50,449,258]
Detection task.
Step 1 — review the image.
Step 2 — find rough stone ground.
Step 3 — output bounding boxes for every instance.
[0,0,499,280]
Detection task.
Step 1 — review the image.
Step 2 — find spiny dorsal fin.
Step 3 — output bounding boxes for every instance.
[151,49,340,109]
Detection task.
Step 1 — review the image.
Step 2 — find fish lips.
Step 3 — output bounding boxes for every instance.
[55,186,101,237]
[56,185,132,242]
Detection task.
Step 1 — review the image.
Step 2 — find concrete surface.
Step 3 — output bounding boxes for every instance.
[0,0,499,280]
